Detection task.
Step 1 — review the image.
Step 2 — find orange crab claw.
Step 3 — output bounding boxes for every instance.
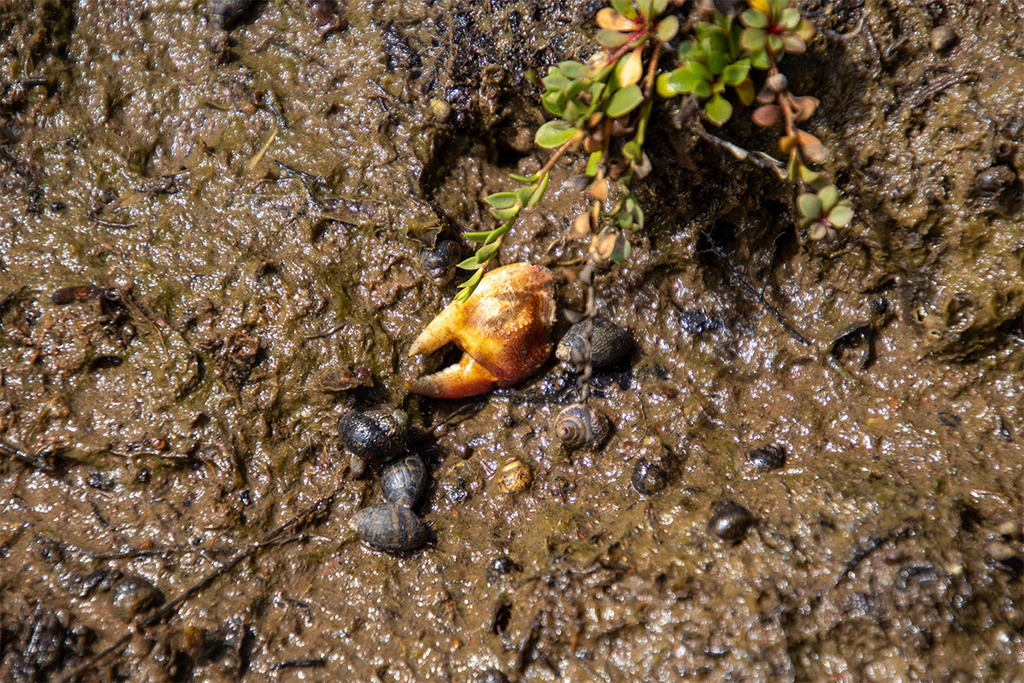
[406,263,556,398]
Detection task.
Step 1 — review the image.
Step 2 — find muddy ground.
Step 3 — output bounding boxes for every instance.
[1,0,1022,680]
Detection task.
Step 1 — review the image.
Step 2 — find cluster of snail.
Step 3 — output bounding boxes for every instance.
[339,408,430,553]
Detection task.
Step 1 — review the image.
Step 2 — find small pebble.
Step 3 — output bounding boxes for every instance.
[975,165,1016,198]
[631,459,668,495]
[997,520,1022,538]
[986,541,1016,562]
[475,669,509,683]
[930,25,957,53]
[110,576,164,621]
[486,555,519,584]
[707,500,754,543]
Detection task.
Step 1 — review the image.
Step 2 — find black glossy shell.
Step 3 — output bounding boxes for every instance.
[742,445,785,478]
[420,240,461,282]
[555,318,630,369]
[209,0,253,30]
[110,576,164,621]
[631,459,667,495]
[554,403,609,450]
[350,503,427,552]
[707,500,754,543]
[338,409,408,464]
[381,454,426,508]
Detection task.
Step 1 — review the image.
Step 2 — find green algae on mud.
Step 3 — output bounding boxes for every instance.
[1,0,1023,680]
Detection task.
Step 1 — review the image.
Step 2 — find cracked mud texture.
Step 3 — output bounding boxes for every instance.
[1,0,1022,680]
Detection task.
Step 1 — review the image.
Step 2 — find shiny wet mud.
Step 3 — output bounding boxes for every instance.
[1,0,1022,680]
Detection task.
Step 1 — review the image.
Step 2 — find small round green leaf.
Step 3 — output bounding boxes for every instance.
[611,0,637,20]
[605,84,644,118]
[485,192,519,209]
[656,15,679,42]
[721,61,750,86]
[474,242,499,263]
[489,206,519,222]
[558,61,587,79]
[828,203,854,227]
[542,90,566,116]
[750,49,770,69]
[656,71,680,98]
[611,234,631,263]
[535,120,577,148]
[542,72,570,93]
[797,193,822,221]
[622,140,642,163]
[704,94,733,125]
[597,29,630,49]
[817,184,839,212]
[780,8,801,29]
[740,8,768,28]
[740,27,766,51]
[615,210,634,230]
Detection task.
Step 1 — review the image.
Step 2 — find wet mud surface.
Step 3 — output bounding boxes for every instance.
[1,0,1023,680]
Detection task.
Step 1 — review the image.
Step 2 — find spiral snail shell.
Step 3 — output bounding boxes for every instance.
[553,403,609,450]
[381,454,427,508]
[496,457,532,493]
[555,318,630,369]
[338,408,409,477]
[350,503,428,553]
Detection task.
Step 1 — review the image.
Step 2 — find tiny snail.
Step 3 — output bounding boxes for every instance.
[337,408,409,478]
[631,459,668,495]
[553,403,609,450]
[209,0,253,30]
[381,454,427,508]
[496,457,532,493]
[420,240,461,283]
[707,500,754,543]
[742,445,785,479]
[350,503,428,553]
[555,318,631,369]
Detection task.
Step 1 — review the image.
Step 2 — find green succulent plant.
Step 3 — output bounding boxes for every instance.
[455,0,850,298]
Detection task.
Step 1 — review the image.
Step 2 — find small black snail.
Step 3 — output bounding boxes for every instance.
[707,500,754,543]
[338,408,408,478]
[350,503,427,552]
[631,459,668,495]
[420,240,461,283]
[381,454,426,508]
[742,445,785,479]
[209,0,253,30]
[553,403,609,450]
[555,318,631,369]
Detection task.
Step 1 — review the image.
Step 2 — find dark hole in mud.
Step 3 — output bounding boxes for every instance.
[491,601,513,635]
